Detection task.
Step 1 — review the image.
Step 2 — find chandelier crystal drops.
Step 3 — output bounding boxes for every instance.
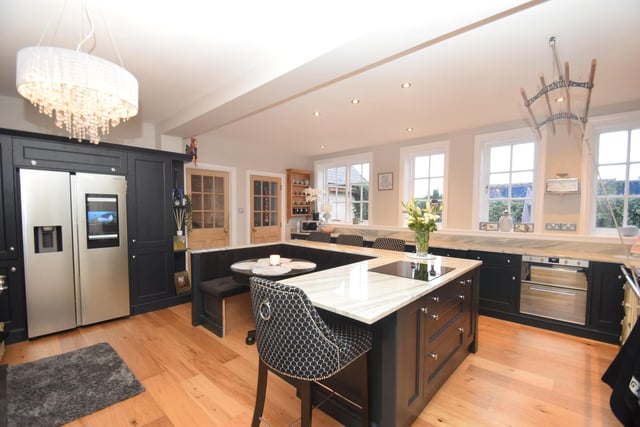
[16,45,138,144]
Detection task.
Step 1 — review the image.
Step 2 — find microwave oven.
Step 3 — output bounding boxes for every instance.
[301,221,319,231]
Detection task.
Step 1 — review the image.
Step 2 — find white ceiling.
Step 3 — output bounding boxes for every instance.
[1,0,639,156]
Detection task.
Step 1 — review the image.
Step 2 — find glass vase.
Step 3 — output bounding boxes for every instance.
[414,230,430,257]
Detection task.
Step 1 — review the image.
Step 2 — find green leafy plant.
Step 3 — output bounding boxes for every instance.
[402,195,441,233]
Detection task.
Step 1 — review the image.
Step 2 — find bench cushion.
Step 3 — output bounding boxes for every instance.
[199,276,249,299]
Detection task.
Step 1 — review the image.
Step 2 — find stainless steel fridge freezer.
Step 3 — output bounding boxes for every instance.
[20,169,130,338]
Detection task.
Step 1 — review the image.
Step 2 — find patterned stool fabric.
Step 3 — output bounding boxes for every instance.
[336,234,364,247]
[372,237,405,252]
[307,231,331,243]
[249,277,371,426]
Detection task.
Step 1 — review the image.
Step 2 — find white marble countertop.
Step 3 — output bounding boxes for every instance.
[290,226,637,264]
[277,240,482,325]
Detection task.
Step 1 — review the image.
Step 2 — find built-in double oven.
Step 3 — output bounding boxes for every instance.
[520,255,589,325]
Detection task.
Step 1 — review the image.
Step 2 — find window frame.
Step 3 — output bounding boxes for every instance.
[473,127,543,229]
[399,141,449,228]
[585,111,640,235]
[314,152,373,225]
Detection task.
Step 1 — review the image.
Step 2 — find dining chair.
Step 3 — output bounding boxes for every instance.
[249,277,371,427]
[307,231,331,243]
[336,234,364,247]
[372,237,406,252]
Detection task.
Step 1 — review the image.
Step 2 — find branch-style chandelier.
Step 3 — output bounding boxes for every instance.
[520,36,596,138]
[15,1,138,144]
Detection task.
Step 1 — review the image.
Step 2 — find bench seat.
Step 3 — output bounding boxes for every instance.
[190,243,375,339]
[199,276,249,337]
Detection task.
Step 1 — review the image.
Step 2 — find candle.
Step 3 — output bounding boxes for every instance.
[269,254,280,266]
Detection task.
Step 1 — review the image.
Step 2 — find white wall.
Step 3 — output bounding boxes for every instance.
[311,101,640,235]
[4,91,640,241]
[0,94,181,152]
[183,133,312,244]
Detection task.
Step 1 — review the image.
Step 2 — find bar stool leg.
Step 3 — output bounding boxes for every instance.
[361,353,369,427]
[252,359,268,427]
[300,380,312,427]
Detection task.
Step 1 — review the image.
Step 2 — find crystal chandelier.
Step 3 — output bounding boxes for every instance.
[15,3,138,144]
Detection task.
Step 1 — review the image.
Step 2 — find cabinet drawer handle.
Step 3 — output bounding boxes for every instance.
[466,279,472,285]
[420,307,428,314]
[429,313,439,320]
[432,296,439,302]
[458,294,464,300]
[529,285,576,296]
[458,279,466,286]
[427,352,438,360]
[507,259,511,264]
[457,327,464,333]
[0,275,6,294]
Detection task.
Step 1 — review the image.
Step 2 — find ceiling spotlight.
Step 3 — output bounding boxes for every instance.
[320,145,326,149]
[406,127,414,132]
[555,96,564,103]
[401,82,412,89]
[313,111,320,117]
[351,98,360,104]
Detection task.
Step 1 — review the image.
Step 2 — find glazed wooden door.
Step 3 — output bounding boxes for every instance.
[187,169,230,249]
[250,175,281,244]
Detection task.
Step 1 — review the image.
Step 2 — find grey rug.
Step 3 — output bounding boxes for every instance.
[0,342,144,426]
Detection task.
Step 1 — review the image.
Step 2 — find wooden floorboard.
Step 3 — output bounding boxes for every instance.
[3,303,621,426]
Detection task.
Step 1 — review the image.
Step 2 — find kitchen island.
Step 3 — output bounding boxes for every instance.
[191,240,481,426]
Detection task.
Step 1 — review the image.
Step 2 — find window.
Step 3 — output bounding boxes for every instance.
[592,125,640,231]
[476,129,537,225]
[315,154,371,224]
[400,142,448,227]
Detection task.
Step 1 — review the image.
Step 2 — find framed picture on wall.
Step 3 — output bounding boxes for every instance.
[378,172,393,191]
[174,271,191,295]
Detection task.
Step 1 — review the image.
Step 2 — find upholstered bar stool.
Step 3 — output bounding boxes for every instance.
[249,277,372,427]
[372,237,405,252]
[307,231,331,243]
[336,234,364,247]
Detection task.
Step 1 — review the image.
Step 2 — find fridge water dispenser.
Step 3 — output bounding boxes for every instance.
[34,226,62,253]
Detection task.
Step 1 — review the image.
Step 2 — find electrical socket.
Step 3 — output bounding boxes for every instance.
[545,223,576,231]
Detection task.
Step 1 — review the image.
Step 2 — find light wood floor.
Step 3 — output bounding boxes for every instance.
[3,300,622,426]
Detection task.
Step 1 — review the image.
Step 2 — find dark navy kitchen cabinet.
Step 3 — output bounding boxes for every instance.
[468,250,521,315]
[588,261,625,341]
[0,135,18,260]
[127,152,191,314]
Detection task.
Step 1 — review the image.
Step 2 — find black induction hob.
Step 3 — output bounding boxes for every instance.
[369,261,455,282]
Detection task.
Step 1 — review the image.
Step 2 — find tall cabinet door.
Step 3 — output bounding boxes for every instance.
[0,135,18,260]
[127,153,175,314]
[0,135,25,342]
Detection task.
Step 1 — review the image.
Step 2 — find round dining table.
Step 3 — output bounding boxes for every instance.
[230,257,317,344]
